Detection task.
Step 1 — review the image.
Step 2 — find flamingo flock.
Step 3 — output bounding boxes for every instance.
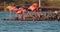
[6,3,42,21]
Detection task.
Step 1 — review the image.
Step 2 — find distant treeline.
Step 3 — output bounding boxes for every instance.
[4,0,60,6]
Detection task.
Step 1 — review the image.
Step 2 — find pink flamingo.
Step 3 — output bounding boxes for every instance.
[16,7,27,20]
[28,3,39,21]
[6,6,19,19]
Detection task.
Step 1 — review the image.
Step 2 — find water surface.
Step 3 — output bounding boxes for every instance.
[0,12,60,32]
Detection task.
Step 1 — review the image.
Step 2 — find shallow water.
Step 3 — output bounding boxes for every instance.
[0,11,53,19]
[0,12,60,32]
[0,21,60,32]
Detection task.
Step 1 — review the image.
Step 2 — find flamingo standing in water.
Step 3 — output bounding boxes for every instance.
[16,7,27,20]
[28,3,40,21]
[6,6,18,19]
[7,6,27,20]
